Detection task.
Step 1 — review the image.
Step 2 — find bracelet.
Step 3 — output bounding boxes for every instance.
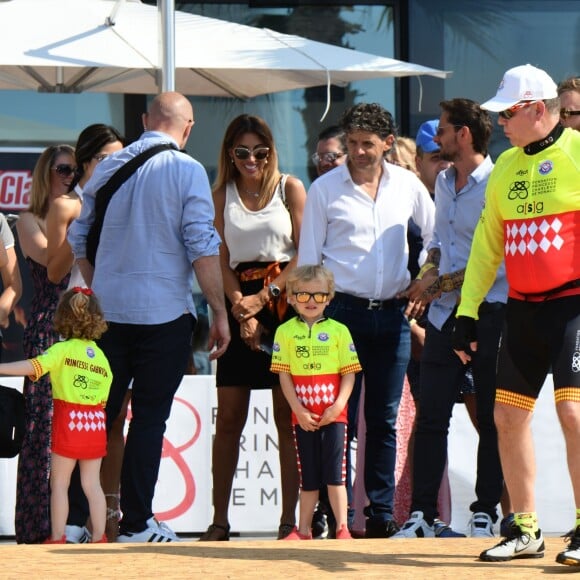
[439,273,455,293]
[416,262,438,281]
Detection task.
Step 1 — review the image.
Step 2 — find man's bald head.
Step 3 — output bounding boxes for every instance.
[142,92,194,149]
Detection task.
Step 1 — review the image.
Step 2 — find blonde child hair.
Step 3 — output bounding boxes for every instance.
[285,265,335,299]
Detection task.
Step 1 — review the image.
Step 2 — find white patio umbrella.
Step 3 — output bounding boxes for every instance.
[0,0,450,101]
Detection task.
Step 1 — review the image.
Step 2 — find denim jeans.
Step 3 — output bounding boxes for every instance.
[325,295,410,524]
[412,305,505,523]
[68,314,195,532]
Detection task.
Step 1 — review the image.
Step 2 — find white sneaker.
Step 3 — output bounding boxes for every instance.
[469,512,494,537]
[117,517,181,543]
[480,529,545,561]
[65,525,91,543]
[556,526,580,566]
[392,511,435,538]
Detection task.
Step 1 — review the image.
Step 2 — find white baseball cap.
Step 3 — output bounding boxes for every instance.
[481,64,558,112]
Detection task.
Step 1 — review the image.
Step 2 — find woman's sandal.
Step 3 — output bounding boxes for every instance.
[199,523,231,541]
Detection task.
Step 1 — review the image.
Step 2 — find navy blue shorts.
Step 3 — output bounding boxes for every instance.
[294,422,347,491]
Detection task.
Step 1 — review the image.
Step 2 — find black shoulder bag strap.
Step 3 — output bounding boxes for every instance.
[86,142,177,266]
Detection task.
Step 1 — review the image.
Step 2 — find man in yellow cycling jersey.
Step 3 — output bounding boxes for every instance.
[453,64,580,565]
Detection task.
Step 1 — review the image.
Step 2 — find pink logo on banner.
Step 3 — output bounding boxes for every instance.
[126,396,202,520]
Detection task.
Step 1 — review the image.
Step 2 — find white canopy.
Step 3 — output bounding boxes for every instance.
[0,0,451,98]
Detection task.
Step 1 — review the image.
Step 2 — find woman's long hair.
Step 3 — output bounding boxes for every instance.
[28,144,75,218]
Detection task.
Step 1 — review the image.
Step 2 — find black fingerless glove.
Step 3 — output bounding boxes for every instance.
[451,315,477,354]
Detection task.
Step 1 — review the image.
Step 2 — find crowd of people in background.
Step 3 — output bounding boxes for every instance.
[0,65,578,568]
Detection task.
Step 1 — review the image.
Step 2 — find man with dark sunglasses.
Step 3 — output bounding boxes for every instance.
[312,125,347,177]
[558,76,580,132]
[299,102,435,538]
[453,64,580,565]
[395,98,507,540]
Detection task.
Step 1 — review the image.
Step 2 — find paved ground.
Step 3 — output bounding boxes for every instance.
[1,537,577,579]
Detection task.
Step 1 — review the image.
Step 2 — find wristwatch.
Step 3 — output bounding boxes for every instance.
[268,283,281,298]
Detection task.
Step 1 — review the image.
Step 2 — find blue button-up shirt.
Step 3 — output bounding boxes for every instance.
[428,156,507,330]
[68,131,221,325]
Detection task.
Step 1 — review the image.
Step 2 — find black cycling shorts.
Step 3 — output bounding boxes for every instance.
[496,295,580,411]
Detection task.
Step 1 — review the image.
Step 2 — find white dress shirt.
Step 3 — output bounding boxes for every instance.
[299,160,435,300]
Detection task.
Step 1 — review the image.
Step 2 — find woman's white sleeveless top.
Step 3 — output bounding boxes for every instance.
[224,176,295,269]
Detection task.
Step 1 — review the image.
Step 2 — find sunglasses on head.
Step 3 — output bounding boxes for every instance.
[311,151,344,165]
[233,146,270,161]
[294,291,329,304]
[53,164,76,177]
[560,108,580,120]
[498,101,537,120]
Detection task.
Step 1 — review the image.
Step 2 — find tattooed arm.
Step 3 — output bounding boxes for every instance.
[421,268,466,302]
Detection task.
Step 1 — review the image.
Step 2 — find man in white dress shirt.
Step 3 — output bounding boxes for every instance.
[298,102,435,537]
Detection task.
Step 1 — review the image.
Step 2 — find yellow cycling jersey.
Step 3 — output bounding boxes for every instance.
[271,316,361,423]
[30,338,112,407]
[459,128,580,318]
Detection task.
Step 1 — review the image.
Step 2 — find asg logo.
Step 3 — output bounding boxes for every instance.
[538,160,553,175]
[508,181,529,200]
[272,342,280,352]
[572,351,580,373]
[517,201,544,215]
[318,332,329,342]
[303,362,322,370]
[295,345,310,358]
[86,347,95,358]
[349,343,357,352]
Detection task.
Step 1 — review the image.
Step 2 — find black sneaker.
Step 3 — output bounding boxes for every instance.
[556,526,580,566]
[365,518,400,538]
[499,513,517,539]
[311,508,329,539]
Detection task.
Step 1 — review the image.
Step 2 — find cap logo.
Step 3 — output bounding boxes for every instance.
[522,90,534,99]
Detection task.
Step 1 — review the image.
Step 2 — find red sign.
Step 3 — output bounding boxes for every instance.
[0,170,32,211]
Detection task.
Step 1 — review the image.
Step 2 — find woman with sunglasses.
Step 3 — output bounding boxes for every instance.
[46,124,124,287]
[199,114,306,541]
[14,144,76,543]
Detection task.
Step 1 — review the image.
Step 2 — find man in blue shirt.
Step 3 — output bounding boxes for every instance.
[67,91,230,542]
[395,98,507,539]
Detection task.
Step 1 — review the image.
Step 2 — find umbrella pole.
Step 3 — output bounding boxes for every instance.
[159,0,175,92]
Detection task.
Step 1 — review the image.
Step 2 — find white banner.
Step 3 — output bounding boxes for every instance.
[0,374,573,535]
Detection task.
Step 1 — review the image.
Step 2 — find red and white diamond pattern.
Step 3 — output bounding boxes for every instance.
[505,217,564,256]
[296,382,336,408]
[67,409,106,433]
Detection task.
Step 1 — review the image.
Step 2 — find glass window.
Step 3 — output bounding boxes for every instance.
[408,0,578,157]
[0,93,124,147]
[175,3,396,187]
